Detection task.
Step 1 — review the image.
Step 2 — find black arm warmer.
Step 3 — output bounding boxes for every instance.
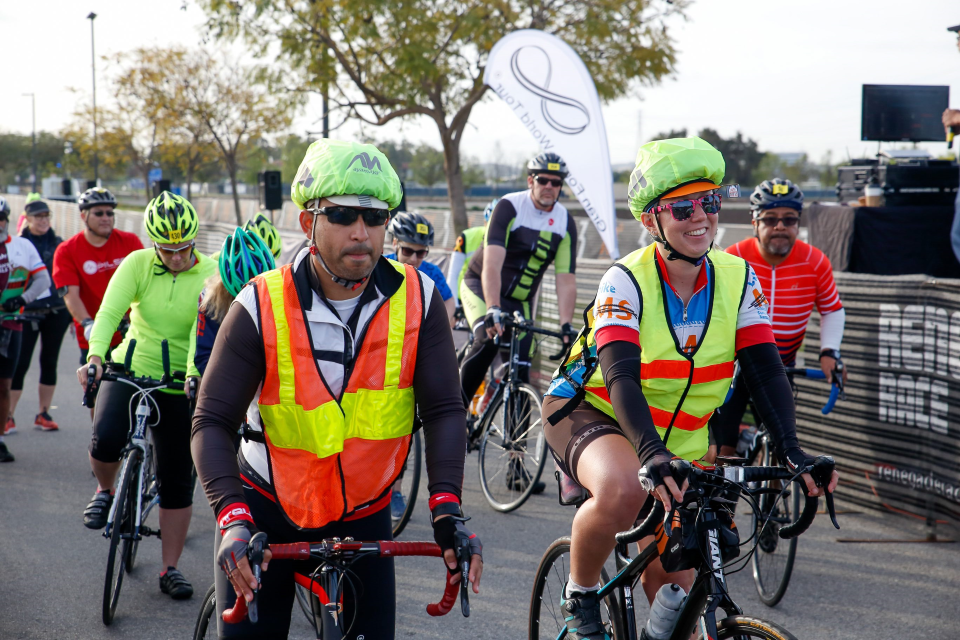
[738,342,799,456]
[598,341,670,465]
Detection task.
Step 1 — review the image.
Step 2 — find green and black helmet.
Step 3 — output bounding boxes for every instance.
[219,226,276,297]
[243,213,282,259]
[144,191,199,244]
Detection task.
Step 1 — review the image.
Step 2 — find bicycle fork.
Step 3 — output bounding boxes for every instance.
[313,565,345,640]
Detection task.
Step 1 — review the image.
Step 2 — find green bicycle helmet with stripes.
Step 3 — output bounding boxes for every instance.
[219,226,276,297]
[144,191,200,244]
[243,213,282,259]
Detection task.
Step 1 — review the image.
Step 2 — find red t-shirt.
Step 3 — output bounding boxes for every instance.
[726,238,843,364]
[52,229,144,349]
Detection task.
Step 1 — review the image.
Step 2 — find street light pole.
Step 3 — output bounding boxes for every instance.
[87,12,99,185]
[22,93,36,193]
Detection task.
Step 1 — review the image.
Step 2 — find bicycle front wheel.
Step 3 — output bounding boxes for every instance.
[392,430,422,538]
[126,443,156,572]
[529,537,623,640]
[696,615,799,639]
[103,451,140,625]
[751,436,800,606]
[193,583,217,640]
[478,383,548,512]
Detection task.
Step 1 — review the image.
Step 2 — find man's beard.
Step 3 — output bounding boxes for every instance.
[0,228,8,243]
[761,235,793,256]
[86,218,112,239]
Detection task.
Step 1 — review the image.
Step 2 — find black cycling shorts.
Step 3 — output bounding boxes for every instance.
[215,486,395,639]
[0,329,22,379]
[542,395,629,486]
[88,379,194,509]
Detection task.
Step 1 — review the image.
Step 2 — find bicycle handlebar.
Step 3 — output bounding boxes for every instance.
[614,455,839,545]
[221,540,462,626]
[784,366,843,415]
[500,311,568,361]
[82,339,185,407]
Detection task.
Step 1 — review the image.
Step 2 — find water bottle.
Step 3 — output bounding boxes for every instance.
[477,378,501,415]
[736,425,758,459]
[642,583,686,640]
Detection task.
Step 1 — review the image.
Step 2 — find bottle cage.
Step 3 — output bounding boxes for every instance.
[546,301,600,426]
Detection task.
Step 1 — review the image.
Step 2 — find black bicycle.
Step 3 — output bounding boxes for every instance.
[530,456,839,640]
[194,535,470,639]
[735,365,844,607]
[82,339,185,625]
[467,311,565,512]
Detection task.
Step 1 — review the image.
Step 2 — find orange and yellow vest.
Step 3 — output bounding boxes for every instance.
[560,243,749,461]
[253,260,422,529]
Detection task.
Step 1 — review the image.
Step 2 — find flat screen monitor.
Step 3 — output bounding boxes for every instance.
[861,84,949,142]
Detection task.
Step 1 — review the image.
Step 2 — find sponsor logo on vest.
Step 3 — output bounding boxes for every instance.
[708,528,724,586]
[877,303,953,435]
[348,152,382,174]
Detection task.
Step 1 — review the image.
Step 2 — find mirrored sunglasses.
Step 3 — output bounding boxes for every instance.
[653,194,722,221]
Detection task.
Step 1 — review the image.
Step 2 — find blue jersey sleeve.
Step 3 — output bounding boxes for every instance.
[419,261,452,301]
[194,309,222,376]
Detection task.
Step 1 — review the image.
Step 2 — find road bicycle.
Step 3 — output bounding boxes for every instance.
[82,339,186,625]
[733,364,843,607]
[530,456,839,640]
[193,534,471,639]
[464,311,565,512]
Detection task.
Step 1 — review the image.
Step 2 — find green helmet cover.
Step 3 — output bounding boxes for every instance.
[219,226,276,297]
[144,191,200,244]
[627,137,726,220]
[244,213,282,259]
[24,192,42,204]
[290,139,403,210]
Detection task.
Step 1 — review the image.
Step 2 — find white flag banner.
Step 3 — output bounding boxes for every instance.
[484,29,619,259]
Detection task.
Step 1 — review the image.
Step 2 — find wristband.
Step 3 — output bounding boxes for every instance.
[81,318,95,327]
[819,348,841,361]
[217,502,255,533]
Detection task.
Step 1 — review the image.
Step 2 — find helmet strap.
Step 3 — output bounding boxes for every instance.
[653,213,709,267]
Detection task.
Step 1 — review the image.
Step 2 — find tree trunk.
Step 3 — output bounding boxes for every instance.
[143,166,152,203]
[227,158,243,225]
[441,136,469,235]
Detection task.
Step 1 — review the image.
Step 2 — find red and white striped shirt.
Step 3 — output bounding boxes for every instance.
[726,239,843,364]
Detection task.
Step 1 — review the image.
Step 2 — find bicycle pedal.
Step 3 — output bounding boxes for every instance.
[141,526,161,538]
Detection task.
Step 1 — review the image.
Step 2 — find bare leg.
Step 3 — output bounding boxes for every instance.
[8,389,21,416]
[90,453,122,492]
[159,506,192,569]
[569,434,647,588]
[638,543,695,605]
[38,384,55,414]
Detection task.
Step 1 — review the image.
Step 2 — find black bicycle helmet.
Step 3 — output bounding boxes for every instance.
[749,178,803,217]
[78,187,118,211]
[0,197,10,217]
[387,211,434,246]
[527,152,568,178]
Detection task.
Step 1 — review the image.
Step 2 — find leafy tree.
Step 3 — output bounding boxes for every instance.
[650,128,689,141]
[198,0,687,232]
[410,144,446,187]
[696,128,765,187]
[281,135,312,184]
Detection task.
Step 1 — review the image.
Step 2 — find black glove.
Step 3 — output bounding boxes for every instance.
[432,516,483,565]
[638,451,685,495]
[560,322,577,346]
[483,306,502,331]
[782,447,816,475]
[2,296,26,312]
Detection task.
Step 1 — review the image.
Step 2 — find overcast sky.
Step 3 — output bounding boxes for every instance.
[2,0,959,167]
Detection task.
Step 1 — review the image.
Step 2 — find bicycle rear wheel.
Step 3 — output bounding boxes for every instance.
[751,436,800,606]
[529,537,623,640]
[478,383,548,512]
[392,430,422,538]
[102,451,140,625]
[696,615,798,639]
[193,583,217,640]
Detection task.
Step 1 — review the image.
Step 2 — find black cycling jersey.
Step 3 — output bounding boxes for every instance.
[464,190,577,302]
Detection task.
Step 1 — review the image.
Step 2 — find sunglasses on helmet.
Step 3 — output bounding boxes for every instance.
[652,194,723,221]
[533,175,563,188]
[309,206,390,227]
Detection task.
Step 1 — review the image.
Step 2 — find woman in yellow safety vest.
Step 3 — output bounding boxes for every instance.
[540,137,839,640]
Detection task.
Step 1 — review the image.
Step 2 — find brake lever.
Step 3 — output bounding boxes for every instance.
[449,517,472,618]
[82,364,98,407]
[809,456,840,530]
[246,532,268,624]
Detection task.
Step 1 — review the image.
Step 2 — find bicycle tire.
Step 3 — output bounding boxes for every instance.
[102,451,139,625]
[193,584,217,640]
[478,383,548,512]
[529,537,623,640]
[696,615,799,639]
[125,443,155,572]
[751,436,799,606]
[392,430,422,538]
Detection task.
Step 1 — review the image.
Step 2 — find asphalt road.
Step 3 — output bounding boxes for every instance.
[0,337,957,640]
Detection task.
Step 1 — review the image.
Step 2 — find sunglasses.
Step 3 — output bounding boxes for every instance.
[154,241,195,255]
[653,194,722,221]
[29,213,51,219]
[399,246,429,259]
[89,209,115,218]
[758,216,800,228]
[534,175,563,188]
[309,206,390,227]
